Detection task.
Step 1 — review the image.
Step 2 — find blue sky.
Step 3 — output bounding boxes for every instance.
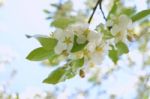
[0,0,149,98]
[0,0,57,92]
[0,0,93,93]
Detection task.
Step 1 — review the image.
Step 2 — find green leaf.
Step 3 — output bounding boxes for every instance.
[122,7,136,17]
[43,65,76,84]
[43,58,84,84]
[71,36,88,52]
[26,47,55,61]
[26,35,57,51]
[48,54,60,66]
[51,17,76,29]
[103,31,113,39]
[63,68,76,80]
[71,58,84,68]
[107,0,119,19]
[101,28,114,39]
[109,42,129,64]
[43,67,66,84]
[37,36,57,51]
[116,41,129,55]
[109,49,118,64]
[131,9,150,22]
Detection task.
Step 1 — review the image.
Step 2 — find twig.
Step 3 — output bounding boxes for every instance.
[99,0,107,21]
[88,0,101,23]
[88,0,106,23]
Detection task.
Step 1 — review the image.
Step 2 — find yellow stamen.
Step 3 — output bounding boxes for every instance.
[83,29,90,37]
[63,37,72,45]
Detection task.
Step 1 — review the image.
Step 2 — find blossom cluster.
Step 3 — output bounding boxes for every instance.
[51,14,133,68]
[106,14,133,43]
[52,23,104,67]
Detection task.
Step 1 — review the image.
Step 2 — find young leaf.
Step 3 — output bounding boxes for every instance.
[43,65,77,84]
[109,49,118,64]
[131,9,150,22]
[26,35,57,51]
[116,41,129,55]
[71,58,84,68]
[51,17,76,29]
[101,28,114,39]
[26,47,55,61]
[71,36,88,52]
[107,0,119,19]
[37,37,57,51]
[43,58,84,84]
[122,7,136,17]
[43,67,66,84]
[48,54,60,66]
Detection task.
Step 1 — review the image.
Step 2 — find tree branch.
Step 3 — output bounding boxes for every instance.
[88,0,107,24]
[88,0,101,23]
[99,0,107,21]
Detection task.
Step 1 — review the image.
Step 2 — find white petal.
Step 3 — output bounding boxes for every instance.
[54,29,64,40]
[71,23,89,35]
[67,43,73,52]
[119,15,132,30]
[87,42,96,52]
[54,42,66,54]
[77,36,87,44]
[88,31,101,42]
[111,25,120,35]
[91,53,103,65]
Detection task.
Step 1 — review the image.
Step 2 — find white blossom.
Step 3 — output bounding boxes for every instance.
[87,31,102,52]
[54,28,74,54]
[70,23,89,44]
[107,14,132,42]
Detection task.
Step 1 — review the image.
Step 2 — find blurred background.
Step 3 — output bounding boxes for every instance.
[0,0,150,99]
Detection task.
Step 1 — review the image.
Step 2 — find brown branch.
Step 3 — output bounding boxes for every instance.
[99,0,107,21]
[88,0,107,24]
[88,0,102,23]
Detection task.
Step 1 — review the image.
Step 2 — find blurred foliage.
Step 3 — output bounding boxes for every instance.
[1,0,150,99]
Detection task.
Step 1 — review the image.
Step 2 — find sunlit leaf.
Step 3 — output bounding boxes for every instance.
[26,47,55,61]
[36,36,57,51]
[71,58,84,68]
[43,58,84,84]
[48,54,60,66]
[43,67,66,84]
[116,41,129,55]
[26,35,57,51]
[109,49,118,64]
[131,9,150,22]
[51,17,76,29]
[122,7,136,16]
[43,65,76,84]
[107,0,119,19]
[100,28,113,39]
